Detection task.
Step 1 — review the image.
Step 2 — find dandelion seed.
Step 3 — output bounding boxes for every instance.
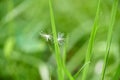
[40,32,52,41]
[57,32,65,45]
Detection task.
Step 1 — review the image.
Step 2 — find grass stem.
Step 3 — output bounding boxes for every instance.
[81,0,101,80]
[101,0,118,80]
[49,0,64,80]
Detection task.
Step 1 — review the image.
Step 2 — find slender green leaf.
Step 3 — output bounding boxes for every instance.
[74,61,90,79]
[82,0,101,80]
[101,0,119,79]
[49,0,64,80]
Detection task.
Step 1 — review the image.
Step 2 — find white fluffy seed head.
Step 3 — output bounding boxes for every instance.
[40,31,65,45]
[57,32,65,45]
[40,32,52,41]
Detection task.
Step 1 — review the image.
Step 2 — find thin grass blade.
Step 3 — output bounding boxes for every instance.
[101,0,119,79]
[49,0,64,80]
[81,0,101,80]
[74,61,90,79]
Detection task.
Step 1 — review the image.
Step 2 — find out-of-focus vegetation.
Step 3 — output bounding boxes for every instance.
[0,0,120,80]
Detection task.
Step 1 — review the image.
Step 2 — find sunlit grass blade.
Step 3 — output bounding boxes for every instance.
[49,0,64,80]
[81,0,101,80]
[62,63,74,80]
[101,0,119,80]
[74,61,90,79]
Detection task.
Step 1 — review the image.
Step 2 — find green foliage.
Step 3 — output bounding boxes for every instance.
[0,0,120,80]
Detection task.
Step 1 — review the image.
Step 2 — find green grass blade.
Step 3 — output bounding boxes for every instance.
[74,61,90,79]
[101,0,119,80]
[81,0,101,80]
[49,0,64,80]
[63,36,68,66]
[62,65,74,80]
[62,36,74,80]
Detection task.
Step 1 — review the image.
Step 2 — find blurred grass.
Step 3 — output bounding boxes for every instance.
[0,0,120,80]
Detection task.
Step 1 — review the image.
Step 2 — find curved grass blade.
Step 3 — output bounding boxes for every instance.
[74,61,90,79]
[81,0,101,80]
[100,0,119,80]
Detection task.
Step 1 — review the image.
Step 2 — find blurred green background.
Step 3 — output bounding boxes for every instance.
[0,0,120,80]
